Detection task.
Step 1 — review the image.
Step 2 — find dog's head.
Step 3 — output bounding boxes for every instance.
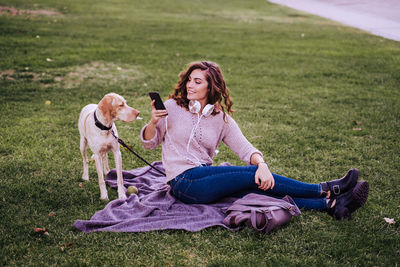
[98,93,140,122]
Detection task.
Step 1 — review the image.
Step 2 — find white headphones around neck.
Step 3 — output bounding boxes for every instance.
[163,100,215,166]
[189,100,214,117]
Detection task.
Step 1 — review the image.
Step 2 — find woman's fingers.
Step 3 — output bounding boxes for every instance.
[149,100,167,125]
[153,110,168,118]
[255,166,275,191]
[261,179,270,191]
[258,177,268,190]
[150,100,156,110]
[257,176,274,191]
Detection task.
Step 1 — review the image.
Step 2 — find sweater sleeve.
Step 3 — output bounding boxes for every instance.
[140,117,166,150]
[222,115,263,164]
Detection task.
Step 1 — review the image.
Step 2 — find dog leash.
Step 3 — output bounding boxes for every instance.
[93,111,166,176]
[111,130,166,176]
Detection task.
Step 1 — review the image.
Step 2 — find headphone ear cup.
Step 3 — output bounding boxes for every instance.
[202,104,214,117]
[189,100,201,114]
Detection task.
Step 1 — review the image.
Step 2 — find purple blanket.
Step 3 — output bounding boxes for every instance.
[73,162,239,233]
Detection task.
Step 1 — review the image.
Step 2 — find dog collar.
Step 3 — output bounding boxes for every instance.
[94,111,112,131]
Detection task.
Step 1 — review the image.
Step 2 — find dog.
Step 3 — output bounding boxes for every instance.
[78,93,140,200]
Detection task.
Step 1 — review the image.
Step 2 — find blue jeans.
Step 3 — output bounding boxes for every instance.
[170,165,327,210]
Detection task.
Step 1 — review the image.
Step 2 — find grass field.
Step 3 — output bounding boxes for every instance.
[1,0,399,266]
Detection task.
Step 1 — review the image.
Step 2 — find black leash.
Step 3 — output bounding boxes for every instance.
[93,111,166,176]
[111,130,166,176]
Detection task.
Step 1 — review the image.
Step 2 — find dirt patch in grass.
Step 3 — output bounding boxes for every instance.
[1,62,144,89]
[0,70,16,80]
[59,61,144,89]
[0,6,62,16]
[1,69,53,85]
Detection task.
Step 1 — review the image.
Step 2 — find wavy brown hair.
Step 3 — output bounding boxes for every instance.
[169,61,234,120]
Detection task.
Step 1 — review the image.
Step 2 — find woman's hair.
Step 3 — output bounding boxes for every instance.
[169,61,234,119]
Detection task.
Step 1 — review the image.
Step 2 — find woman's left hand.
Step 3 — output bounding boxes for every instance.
[255,163,275,191]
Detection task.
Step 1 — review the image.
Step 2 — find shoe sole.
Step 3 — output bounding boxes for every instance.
[352,180,369,207]
[336,180,369,220]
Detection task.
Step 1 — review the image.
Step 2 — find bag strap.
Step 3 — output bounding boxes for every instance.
[250,209,275,232]
[250,209,266,231]
[227,201,295,214]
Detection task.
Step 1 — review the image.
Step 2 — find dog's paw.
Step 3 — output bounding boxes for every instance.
[82,175,89,181]
[100,192,109,201]
[100,196,109,202]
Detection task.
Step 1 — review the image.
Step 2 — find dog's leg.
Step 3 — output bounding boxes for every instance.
[94,153,108,200]
[102,152,110,174]
[113,150,127,199]
[80,136,89,181]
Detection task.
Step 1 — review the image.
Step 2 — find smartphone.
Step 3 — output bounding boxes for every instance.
[149,91,167,110]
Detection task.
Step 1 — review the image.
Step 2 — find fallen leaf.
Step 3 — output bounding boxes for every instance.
[34,227,49,235]
[352,120,361,125]
[45,100,51,105]
[46,58,53,62]
[353,128,362,131]
[34,227,46,233]
[60,242,74,251]
[49,211,55,217]
[79,182,83,188]
[384,217,395,224]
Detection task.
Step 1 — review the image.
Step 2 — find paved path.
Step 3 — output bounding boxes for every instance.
[268,0,400,42]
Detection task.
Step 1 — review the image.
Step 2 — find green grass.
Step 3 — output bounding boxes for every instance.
[1,0,399,265]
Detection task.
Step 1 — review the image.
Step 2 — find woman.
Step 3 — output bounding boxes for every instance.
[141,61,369,219]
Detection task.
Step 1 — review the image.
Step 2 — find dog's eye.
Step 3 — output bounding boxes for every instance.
[119,103,124,107]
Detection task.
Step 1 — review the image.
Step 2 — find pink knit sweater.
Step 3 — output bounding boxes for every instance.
[140,99,263,182]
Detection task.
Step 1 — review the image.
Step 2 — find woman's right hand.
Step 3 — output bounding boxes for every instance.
[143,100,168,141]
[149,100,168,125]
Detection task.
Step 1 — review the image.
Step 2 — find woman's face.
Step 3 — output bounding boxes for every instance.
[186,69,209,106]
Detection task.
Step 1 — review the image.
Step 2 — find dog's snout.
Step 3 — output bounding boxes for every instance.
[132,109,140,117]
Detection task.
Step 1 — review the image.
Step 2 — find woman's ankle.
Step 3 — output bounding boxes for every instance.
[320,185,331,198]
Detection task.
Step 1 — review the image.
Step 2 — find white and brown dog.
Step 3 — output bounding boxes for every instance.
[78,93,140,200]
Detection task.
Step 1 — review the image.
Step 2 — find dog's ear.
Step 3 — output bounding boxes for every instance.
[98,95,114,122]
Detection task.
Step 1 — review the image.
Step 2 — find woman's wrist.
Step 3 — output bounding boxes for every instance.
[257,162,268,167]
[148,120,158,126]
[143,122,157,140]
